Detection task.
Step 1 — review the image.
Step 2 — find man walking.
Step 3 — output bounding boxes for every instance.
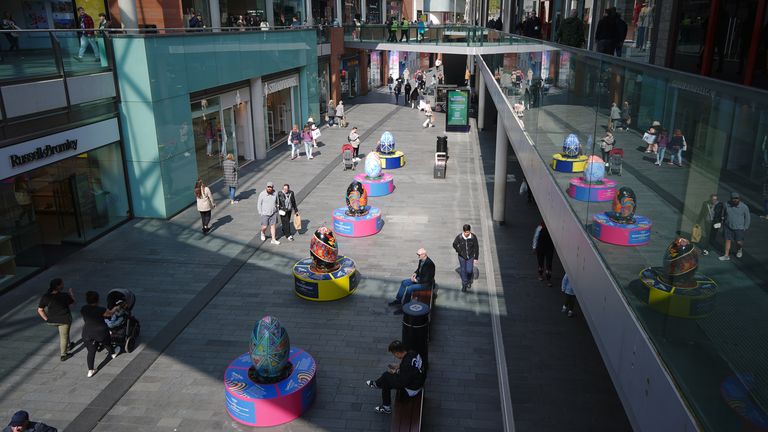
[365,340,426,415]
[388,248,435,314]
[453,224,479,292]
[595,7,620,55]
[719,192,750,261]
[277,184,298,242]
[75,7,99,61]
[257,182,280,245]
[555,10,585,48]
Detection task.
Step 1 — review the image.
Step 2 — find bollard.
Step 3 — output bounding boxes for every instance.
[401,301,430,368]
[436,136,448,156]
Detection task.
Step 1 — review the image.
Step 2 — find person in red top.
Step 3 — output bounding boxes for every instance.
[76,7,99,61]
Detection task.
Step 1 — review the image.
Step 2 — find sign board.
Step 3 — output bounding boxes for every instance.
[446,90,470,132]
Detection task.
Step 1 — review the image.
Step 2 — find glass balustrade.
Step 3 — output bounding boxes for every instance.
[343,24,528,46]
[481,44,768,432]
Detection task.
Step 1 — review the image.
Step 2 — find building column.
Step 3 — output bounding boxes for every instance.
[209,0,221,30]
[117,0,137,29]
[493,113,508,223]
[305,0,314,24]
[478,71,486,130]
[361,0,367,22]
[250,77,267,160]
[267,0,275,26]
[336,0,343,23]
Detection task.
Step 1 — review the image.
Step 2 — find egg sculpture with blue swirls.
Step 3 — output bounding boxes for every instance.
[584,155,605,183]
[345,181,369,216]
[379,131,396,154]
[249,315,291,383]
[562,134,581,157]
[364,152,382,179]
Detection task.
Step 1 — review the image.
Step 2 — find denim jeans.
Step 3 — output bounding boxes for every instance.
[395,279,428,303]
[303,141,313,158]
[78,35,99,59]
[458,256,474,287]
[670,148,683,165]
[656,147,666,164]
[228,186,236,201]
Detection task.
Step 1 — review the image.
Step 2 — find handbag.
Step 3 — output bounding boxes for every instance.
[311,129,322,140]
[293,212,302,231]
[691,224,702,243]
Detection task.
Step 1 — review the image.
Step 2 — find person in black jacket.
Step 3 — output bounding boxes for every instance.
[532,221,555,286]
[37,278,76,361]
[453,224,479,292]
[366,340,426,414]
[277,184,299,241]
[595,7,620,55]
[614,12,628,57]
[388,248,435,314]
[3,410,57,432]
[81,291,121,377]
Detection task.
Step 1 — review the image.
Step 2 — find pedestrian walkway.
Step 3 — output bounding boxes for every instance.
[0,91,509,431]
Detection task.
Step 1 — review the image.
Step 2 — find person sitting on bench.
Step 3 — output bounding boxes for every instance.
[388,247,435,314]
[366,340,426,414]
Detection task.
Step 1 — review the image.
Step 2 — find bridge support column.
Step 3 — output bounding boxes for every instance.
[478,70,486,130]
[493,113,508,223]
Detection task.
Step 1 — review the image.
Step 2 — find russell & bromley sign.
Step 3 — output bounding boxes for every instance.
[9,139,78,168]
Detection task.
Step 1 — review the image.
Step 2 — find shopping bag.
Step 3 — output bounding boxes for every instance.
[293,212,302,231]
[691,224,702,243]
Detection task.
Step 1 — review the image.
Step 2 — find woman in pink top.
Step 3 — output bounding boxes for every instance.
[301,124,314,159]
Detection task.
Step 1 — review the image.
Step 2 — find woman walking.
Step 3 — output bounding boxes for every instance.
[194,178,215,234]
[336,101,345,128]
[302,124,314,159]
[532,221,555,286]
[222,153,238,204]
[668,129,685,166]
[561,273,576,317]
[609,102,621,131]
[655,128,668,166]
[278,184,299,241]
[599,131,615,164]
[81,291,121,377]
[348,127,361,161]
[327,100,336,127]
[37,278,76,361]
[289,124,301,160]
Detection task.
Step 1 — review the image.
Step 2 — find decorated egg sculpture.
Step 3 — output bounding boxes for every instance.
[379,131,396,154]
[562,134,581,157]
[364,152,382,179]
[345,181,369,216]
[584,156,605,183]
[310,226,339,272]
[608,187,637,224]
[249,315,291,383]
[661,238,698,286]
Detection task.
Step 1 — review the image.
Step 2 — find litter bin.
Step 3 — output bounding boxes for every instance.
[436,136,448,155]
[401,301,430,368]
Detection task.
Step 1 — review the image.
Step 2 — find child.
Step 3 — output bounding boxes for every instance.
[288,124,301,160]
[301,124,314,160]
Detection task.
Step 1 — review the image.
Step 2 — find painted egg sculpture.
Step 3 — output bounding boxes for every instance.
[345,181,369,216]
[662,237,698,285]
[584,156,605,183]
[310,226,339,272]
[249,315,290,382]
[562,134,580,157]
[379,131,396,154]
[365,152,382,179]
[609,187,637,224]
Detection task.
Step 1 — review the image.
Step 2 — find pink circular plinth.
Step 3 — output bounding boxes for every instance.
[354,173,394,196]
[567,177,617,202]
[592,213,652,246]
[332,207,383,237]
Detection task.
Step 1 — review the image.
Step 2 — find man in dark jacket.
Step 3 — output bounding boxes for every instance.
[453,224,479,292]
[614,12,628,56]
[366,340,426,414]
[404,81,412,106]
[556,9,585,47]
[523,12,542,38]
[388,248,435,313]
[3,410,57,432]
[595,7,619,55]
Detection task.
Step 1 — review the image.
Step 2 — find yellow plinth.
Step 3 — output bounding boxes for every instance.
[639,268,717,318]
[378,151,406,169]
[292,256,360,301]
[551,154,588,173]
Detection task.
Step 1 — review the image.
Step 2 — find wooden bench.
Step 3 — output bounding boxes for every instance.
[391,389,424,432]
[411,282,436,341]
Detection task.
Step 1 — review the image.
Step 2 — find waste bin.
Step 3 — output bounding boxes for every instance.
[401,301,430,368]
[434,152,447,179]
[436,136,448,155]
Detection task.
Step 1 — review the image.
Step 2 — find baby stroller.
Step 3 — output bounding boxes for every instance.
[608,148,624,176]
[106,288,141,353]
[341,143,355,171]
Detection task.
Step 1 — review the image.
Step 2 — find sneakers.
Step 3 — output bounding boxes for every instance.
[308,156,314,159]
[87,369,96,378]
[760,215,768,220]
[387,300,402,306]
[366,380,379,389]
[561,305,567,313]
[260,233,266,241]
[718,255,730,261]
[288,235,294,241]
[112,346,121,359]
[60,354,69,362]
[567,310,575,318]
[701,249,709,256]
[271,239,281,245]
[374,405,392,414]
[736,249,743,258]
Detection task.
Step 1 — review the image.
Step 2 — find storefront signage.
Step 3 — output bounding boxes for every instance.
[9,140,78,168]
[264,75,299,95]
[446,90,470,132]
[0,118,119,180]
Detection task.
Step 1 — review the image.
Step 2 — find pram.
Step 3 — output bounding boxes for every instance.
[341,143,355,170]
[608,148,624,176]
[106,288,141,353]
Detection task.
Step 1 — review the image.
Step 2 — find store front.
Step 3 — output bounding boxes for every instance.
[0,119,130,290]
[318,59,331,119]
[342,58,360,99]
[190,88,254,186]
[369,51,382,88]
[264,74,301,149]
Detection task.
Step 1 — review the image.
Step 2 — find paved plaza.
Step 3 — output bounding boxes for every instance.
[0,90,629,431]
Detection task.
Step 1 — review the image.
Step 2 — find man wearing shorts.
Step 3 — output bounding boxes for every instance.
[257,181,280,245]
[719,192,750,261]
